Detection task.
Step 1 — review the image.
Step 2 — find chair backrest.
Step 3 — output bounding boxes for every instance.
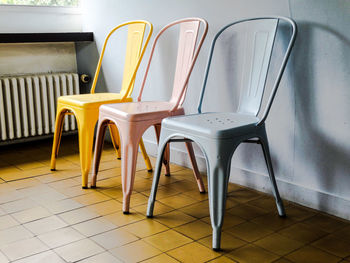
[137,18,208,111]
[198,16,297,125]
[90,20,153,101]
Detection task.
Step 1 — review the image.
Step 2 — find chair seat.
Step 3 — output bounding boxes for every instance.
[58,93,133,109]
[162,112,259,139]
[100,101,184,122]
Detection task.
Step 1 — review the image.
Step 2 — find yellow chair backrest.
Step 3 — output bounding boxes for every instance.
[90,21,153,100]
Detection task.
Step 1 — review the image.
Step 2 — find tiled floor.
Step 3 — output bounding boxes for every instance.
[0,135,350,262]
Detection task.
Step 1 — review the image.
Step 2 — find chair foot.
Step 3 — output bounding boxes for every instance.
[213,248,221,252]
[165,173,171,177]
[279,214,287,218]
[147,215,153,218]
[123,211,130,215]
[117,157,121,160]
[147,169,153,173]
[200,191,206,194]
[82,186,88,189]
[90,185,97,189]
[50,169,56,171]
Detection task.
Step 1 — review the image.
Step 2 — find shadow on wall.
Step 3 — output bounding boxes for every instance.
[293,21,350,209]
[75,42,108,94]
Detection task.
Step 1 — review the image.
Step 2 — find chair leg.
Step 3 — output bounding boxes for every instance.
[109,124,121,159]
[185,142,205,193]
[206,151,231,251]
[76,110,98,189]
[91,120,109,188]
[259,133,286,217]
[50,108,67,171]
[154,124,170,176]
[139,138,153,172]
[147,139,168,218]
[120,126,142,213]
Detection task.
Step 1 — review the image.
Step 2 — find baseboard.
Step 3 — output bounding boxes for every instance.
[142,138,350,220]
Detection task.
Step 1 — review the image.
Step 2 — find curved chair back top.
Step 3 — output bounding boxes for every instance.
[90,20,153,101]
[137,18,208,112]
[198,16,297,125]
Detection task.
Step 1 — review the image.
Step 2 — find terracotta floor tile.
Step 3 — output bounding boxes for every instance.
[9,250,65,263]
[73,191,111,206]
[72,217,117,237]
[133,201,174,216]
[303,213,349,233]
[87,199,123,215]
[24,215,67,235]
[91,228,139,250]
[226,221,273,242]
[226,203,268,220]
[116,192,149,207]
[110,240,161,263]
[179,201,210,219]
[38,227,85,248]
[284,204,316,221]
[141,185,181,199]
[198,232,246,252]
[103,211,144,227]
[312,234,350,258]
[278,223,328,244]
[251,212,296,231]
[54,238,104,262]
[208,256,238,262]
[121,219,169,238]
[174,220,212,240]
[1,138,350,263]
[144,229,192,251]
[43,198,83,214]
[254,233,304,256]
[227,244,279,263]
[285,246,341,263]
[12,206,51,224]
[333,225,350,243]
[0,198,37,214]
[58,207,99,225]
[159,195,198,209]
[1,237,48,261]
[182,189,209,201]
[153,210,196,228]
[202,214,246,230]
[0,225,34,247]
[0,252,8,263]
[167,242,220,263]
[78,252,122,263]
[142,253,179,263]
[0,215,19,230]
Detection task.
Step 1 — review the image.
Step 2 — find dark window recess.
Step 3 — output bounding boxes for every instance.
[0,32,93,43]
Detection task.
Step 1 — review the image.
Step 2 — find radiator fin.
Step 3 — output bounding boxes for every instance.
[0,73,79,142]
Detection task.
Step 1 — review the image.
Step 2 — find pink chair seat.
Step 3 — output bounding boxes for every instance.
[99,101,184,122]
[91,18,209,213]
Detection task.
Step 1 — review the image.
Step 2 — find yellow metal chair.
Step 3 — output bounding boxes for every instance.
[50,20,153,188]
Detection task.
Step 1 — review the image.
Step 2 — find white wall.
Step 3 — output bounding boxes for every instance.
[0,5,82,76]
[81,0,350,219]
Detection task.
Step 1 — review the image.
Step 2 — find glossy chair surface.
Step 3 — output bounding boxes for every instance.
[91,18,208,213]
[50,20,153,188]
[147,16,297,250]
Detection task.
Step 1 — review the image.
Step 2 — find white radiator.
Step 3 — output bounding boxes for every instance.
[0,73,79,142]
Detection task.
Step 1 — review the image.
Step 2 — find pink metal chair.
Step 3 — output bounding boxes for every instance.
[91,18,208,213]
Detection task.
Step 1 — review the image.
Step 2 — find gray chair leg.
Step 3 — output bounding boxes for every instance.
[259,131,285,217]
[206,148,232,251]
[147,140,168,218]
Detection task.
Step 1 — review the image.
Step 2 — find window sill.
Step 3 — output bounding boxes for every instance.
[0,4,81,15]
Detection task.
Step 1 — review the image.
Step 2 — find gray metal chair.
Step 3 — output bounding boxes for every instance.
[147,16,297,250]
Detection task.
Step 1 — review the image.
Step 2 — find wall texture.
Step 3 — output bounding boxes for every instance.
[81,0,350,219]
